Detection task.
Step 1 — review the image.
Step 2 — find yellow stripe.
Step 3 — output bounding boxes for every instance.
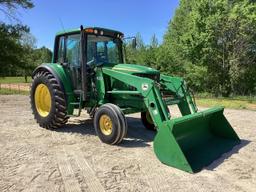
[112,67,140,72]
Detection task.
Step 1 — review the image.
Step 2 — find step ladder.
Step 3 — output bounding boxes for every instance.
[68,90,83,117]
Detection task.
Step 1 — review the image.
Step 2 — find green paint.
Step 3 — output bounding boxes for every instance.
[101,67,240,173]
[112,64,159,74]
[32,27,241,173]
[40,62,240,173]
[95,68,106,105]
[38,63,75,115]
[154,107,240,173]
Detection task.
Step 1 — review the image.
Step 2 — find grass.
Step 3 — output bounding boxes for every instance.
[196,97,256,111]
[0,88,29,95]
[0,80,255,111]
[0,76,32,84]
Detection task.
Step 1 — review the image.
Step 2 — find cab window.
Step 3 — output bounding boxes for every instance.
[66,34,80,67]
[57,36,65,63]
[87,35,121,66]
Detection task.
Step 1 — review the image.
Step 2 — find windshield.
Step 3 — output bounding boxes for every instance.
[87,34,122,66]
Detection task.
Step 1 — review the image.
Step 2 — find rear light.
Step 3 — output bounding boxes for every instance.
[85,28,93,33]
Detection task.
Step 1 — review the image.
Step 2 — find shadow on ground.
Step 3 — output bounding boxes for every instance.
[120,117,156,148]
[206,139,250,171]
[54,118,96,135]
[51,115,249,170]
[52,116,156,148]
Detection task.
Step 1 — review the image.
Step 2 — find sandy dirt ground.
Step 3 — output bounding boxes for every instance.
[0,95,255,192]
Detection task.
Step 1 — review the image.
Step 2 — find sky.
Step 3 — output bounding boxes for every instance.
[1,0,179,50]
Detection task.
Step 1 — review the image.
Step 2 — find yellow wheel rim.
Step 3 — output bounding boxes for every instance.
[99,114,113,135]
[34,84,51,117]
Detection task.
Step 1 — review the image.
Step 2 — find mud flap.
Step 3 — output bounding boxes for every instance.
[153,107,240,173]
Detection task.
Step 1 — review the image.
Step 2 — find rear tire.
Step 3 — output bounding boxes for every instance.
[30,71,69,129]
[141,111,156,131]
[94,104,127,144]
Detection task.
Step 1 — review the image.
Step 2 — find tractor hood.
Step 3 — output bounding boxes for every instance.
[110,64,159,75]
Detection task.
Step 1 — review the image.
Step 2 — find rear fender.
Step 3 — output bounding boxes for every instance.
[32,63,75,115]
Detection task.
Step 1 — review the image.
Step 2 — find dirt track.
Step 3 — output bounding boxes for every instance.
[0,95,255,192]
[0,83,30,91]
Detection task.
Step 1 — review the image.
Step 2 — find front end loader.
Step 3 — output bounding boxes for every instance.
[30,26,240,173]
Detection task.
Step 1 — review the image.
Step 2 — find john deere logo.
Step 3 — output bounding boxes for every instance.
[142,83,149,91]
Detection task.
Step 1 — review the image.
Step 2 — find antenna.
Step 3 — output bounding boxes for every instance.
[59,18,66,32]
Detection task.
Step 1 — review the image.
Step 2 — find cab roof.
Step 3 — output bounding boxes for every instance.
[56,26,124,36]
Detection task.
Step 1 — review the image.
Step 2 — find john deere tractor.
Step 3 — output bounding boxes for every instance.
[30,26,240,173]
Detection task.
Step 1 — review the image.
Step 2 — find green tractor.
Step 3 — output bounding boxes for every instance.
[30,26,240,173]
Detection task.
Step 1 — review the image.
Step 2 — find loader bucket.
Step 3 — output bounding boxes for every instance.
[153,107,240,173]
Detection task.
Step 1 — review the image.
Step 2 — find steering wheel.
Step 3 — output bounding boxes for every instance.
[87,57,95,66]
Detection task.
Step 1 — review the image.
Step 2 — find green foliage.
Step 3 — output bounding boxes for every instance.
[163,0,256,96]
[1,0,255,98]
[0,0,34,9]
[0,88,28,95]
[0,22,52,78]
[0,0,51,81]
[0,23,29,76]
[0,76,32,83]
[0,0,34,21]
[124,0,256,97]
[125,33,161,71]
[21,46,52,80]
[184,63,208,92]
[196,97,256,111]
[125,33,147,64]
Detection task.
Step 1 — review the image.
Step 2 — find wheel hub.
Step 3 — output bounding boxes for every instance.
[34,84,51,117]
[99,114,113,135]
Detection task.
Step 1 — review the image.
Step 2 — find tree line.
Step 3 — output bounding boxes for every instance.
[1,0,256,96]
[0,0,52,81]
[126,0,256,96]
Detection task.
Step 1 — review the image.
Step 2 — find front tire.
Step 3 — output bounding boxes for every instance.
[141,111,156,131]
[94,104,127,144]
[30,71,69,129]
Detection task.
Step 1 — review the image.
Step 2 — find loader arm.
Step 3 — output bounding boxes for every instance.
[102,67,170,128]
[160,74,197,114]
[102,68,240,173]
[102,67,197,122]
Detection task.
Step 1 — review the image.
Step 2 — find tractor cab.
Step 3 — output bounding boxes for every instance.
[53,27,125,94]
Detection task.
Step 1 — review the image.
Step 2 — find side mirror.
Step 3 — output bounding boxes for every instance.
[132,38,137,49]
[60,62,68,67]
[59,57,68,67]
[123,36,136,49]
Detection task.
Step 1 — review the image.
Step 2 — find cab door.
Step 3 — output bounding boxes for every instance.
[65,34,81,90]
